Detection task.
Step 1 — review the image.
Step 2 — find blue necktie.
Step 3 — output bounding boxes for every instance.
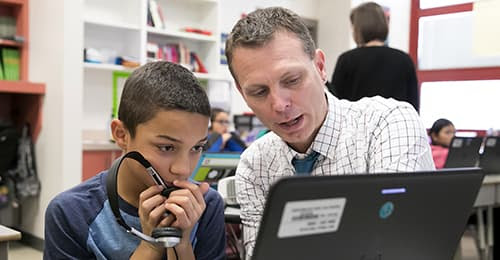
[291,151,320,175]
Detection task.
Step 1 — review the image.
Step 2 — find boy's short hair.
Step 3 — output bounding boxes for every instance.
[225,7,316,82]
[118,61,211,137]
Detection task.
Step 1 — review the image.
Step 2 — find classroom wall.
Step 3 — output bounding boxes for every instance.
[22,0,357,241]
[26,0,83,240]
[218,0,354,115]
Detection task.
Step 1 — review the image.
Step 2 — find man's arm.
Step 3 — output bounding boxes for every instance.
[235,151,267,259]
[367,103,435,172]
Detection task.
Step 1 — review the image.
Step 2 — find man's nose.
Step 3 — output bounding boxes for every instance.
[270,88,291,113]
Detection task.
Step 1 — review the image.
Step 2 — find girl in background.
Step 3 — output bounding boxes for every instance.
[429,118,456,169]
[205,108,246,153]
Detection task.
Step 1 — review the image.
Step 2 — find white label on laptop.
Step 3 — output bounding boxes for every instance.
[277,198,346,238]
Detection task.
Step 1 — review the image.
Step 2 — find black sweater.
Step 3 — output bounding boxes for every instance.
[328,46,419,112]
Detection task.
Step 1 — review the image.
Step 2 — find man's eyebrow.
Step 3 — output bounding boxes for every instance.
[198,136,208,143]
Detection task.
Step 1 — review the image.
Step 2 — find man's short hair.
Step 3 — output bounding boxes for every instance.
[118,61,211,137]
[350,2,388,45]
[225,7,316,82]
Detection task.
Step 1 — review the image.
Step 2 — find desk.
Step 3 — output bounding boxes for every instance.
[473,174,500,260]
[0,225,21,260]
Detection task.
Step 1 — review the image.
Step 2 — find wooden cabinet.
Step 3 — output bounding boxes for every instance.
[0,0,45,139]
[82,149,121,181]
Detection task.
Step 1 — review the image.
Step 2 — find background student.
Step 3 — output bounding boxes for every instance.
[429,118,456,169]
[205,107,246,153]
[44,62,226,260]
[329,2,419,112]
[224,7,434,258]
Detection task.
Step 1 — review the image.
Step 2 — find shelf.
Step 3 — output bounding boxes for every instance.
[0,38,23,48]
[194,72,232,82]
[0,80,45,94]
[146,26,217,42]
[84,62,137,72]
[84,19,140,31]
[0,0,25,6]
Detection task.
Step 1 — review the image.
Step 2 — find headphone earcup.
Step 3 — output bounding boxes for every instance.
[152,227,182,248]
[152,227,182,238]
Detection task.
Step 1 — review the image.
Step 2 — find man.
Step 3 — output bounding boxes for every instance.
[225,7,435,258]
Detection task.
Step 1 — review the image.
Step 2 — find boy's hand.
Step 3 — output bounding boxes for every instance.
[138,185,169,239]
[163,181,210,239]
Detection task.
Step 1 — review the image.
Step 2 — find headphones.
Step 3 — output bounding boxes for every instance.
[106,151,182,248]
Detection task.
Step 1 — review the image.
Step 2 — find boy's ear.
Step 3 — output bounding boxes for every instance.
[111,119,129,150]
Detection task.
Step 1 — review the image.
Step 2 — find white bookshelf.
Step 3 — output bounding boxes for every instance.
[83,62,135,72]
[146,27,217,42]
[82,0,228,144]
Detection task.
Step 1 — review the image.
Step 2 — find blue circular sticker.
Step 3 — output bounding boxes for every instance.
[379,201,394,219]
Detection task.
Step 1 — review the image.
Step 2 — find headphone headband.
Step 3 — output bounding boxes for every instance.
[106,151,182,247]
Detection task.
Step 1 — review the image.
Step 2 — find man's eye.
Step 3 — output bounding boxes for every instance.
[285,77,300,85]
[158,145,175,152]
[251,89,268,97]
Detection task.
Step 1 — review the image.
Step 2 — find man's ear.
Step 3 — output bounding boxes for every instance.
[111,119,129,150]
[314,49,327,83]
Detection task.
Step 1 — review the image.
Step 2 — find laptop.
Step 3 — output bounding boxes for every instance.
[190,152,240,184]
[479,136,500,174]
[443,137,483,168]
[252,168,484,260]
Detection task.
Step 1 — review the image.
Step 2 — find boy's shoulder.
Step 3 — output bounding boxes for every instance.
[47,171,109,220]
[204,186,224,208]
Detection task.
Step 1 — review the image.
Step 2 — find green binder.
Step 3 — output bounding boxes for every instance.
[2,48,20,81]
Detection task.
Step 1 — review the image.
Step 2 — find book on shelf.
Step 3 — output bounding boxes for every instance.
[1,47,19,80]
[148,0,165,29]
[146,42,207,73]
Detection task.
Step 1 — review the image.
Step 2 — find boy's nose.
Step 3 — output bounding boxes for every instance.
[170,154,192,177]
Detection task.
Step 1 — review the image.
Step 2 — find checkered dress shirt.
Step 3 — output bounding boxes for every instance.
[235,91,435,258]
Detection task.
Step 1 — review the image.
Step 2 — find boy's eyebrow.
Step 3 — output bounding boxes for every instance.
[156,135,182,143]
[156,135,209,143]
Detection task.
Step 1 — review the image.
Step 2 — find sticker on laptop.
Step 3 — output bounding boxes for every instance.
[452,138,463,148]
[486,138,497,147]
[277,198,346,238]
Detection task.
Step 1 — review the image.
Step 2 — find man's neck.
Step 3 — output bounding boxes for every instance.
[288,93,329,153]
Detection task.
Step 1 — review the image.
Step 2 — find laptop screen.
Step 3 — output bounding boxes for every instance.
[252,168,484,260]
[190,153,240,183]
[444,137,483,168]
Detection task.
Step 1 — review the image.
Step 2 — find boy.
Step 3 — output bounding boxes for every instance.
[44,61,226,259]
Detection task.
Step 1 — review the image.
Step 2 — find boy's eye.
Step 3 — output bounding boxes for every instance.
[192,145,204,152]
[158,145,175,152]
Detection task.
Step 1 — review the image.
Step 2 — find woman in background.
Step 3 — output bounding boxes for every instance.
[205,108,246,152]
[429,118,456,169]
[329,2,419,112]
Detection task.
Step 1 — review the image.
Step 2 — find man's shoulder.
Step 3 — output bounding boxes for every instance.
[241,131,282,158]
